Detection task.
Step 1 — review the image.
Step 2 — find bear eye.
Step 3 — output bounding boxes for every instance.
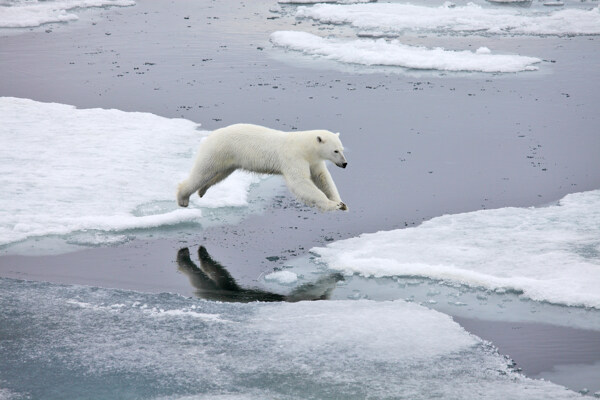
[334,150,339,153]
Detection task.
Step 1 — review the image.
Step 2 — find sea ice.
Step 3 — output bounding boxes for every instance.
[271,30,541,72]
[0,0,135,29]
[0,97,262,249]
[0,278,582,399]
[487,0,533,3]
[278,0,374,4]
[295,3,600,36]
[313,190,600,309]
[264,270,298,284]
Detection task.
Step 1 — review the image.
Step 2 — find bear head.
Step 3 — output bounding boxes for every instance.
[316,131,347,168]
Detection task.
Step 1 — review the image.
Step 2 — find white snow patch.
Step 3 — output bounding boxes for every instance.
[264,270,298,284]
[253,300,477,361]
[271,31,541,72]
[0,0,135,28]
[313,190,600,309]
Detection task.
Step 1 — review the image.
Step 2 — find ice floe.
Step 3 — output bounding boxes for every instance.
[486,0,533,3]
[271,30,541,72]
[0,97,262,249]
[0,277,582,399]
[295,2,600,36]
[278,0,374,4]
[313,190,600,309]
[0,0,135,29]
[264,270,299,284]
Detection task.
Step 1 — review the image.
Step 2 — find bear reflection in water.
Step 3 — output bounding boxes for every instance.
[177,246,343,302]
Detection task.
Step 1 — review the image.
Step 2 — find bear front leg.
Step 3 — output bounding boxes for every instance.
[283,171,343,212]
[311,163,348,211]
[311,162,343,203]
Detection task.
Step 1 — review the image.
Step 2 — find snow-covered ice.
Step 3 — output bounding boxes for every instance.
[0,277,582,399]
[295,2,600,36]
[271,31,541,72]
[486,0,533,3]
[0,0,135,29]
[0,97,263,249]
[313,190,600,309]
[271,2,600,72]
[264,270,298,284]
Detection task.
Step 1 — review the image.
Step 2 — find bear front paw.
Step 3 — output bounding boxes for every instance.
[338,202,348,211]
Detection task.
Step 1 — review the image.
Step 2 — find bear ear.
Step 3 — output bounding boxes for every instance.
[336,132,340,136]
[317,136,323,143]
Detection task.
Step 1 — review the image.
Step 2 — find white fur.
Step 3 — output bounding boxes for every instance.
[177,123,348,211]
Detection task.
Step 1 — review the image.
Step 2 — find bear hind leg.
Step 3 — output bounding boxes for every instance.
[197,168,236,198]
[177,168,227,207]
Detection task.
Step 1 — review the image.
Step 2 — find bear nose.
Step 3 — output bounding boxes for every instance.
[342,162,347,168]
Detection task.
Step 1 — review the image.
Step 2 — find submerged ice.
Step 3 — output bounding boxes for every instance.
[0,278,581,399]
[313,190,600,309]
[0,97,262,250]
[271,31,541,73]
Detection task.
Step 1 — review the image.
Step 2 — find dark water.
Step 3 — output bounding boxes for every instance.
[456,317,600,394]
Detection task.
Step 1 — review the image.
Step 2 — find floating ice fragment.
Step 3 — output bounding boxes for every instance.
[0,0,136,29]
[265,270,299,284]
[278,0,375,4]
[271,31,541,72]
[487,0,532,3]
[295,3,600,36]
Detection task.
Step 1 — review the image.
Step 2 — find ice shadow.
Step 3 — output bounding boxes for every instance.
[176,246,343,302]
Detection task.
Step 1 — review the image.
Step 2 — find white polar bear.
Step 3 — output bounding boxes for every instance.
[177,123,348,212]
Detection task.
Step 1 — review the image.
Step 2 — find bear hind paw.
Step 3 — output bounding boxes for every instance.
[177,183,190,207]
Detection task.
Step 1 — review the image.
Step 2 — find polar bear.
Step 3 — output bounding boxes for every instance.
[177,123,348,211]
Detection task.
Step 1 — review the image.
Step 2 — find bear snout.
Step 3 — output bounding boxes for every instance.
[340,162,347,168]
